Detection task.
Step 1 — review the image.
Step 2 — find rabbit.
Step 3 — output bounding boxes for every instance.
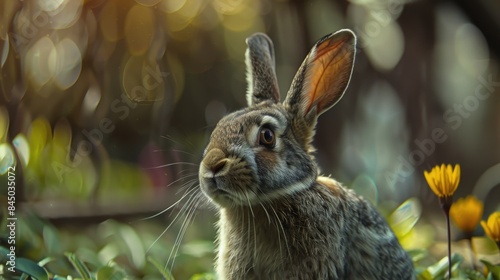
[198,29,415,280]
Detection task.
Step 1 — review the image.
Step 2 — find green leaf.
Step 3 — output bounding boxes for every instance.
[147,256,174,280]
[190,273,217,280]
[38,256,55,267]
[53,276,71,280]
[418,253,463,279]
[460,268,486,280]
[472,237,499,255]
[182,240,214,258]
[118,223,145,268]
[43,225,62,256]
[481,260,500,280]
[390,198,422,238]
[96,266,126,280]
[96,266,114,280]
[406,248,428,263]
[65,252,91,280]
[15,257,49,280]
[417,269,433,280]
[0,246,10,258]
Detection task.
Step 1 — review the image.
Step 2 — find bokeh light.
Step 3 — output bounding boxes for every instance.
[51,38,83,89]
[12,133,30,167]
[0,143,15,174]
[25,37,55,89]
[125,5,155,56]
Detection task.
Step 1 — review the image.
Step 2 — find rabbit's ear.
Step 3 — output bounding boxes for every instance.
[245,33,280,106]
[284,29,356,122]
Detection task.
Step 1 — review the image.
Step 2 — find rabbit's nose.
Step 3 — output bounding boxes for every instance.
[211,159,227,175]
[202,148,229,177]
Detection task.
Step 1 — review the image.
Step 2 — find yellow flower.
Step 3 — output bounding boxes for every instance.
[423,164,460,198]
[449,195,483,233]
[481,212,500,242]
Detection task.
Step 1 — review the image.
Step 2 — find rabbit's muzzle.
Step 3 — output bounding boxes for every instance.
[201,148,230,176]
[199,148,255,207]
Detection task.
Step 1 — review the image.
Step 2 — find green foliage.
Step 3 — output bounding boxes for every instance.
[0,196,498,280]
[2,215,499,280]
[482,260,500,279]
[416,254,463,280]
[66,253,92,279]
[0,116,154,203]
[147,256,174,280]
[0,215,214,279]
[410,253,500,280]
[189,273,217,280]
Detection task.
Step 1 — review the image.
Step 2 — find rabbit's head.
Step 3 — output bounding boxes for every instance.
[200,30,356,208]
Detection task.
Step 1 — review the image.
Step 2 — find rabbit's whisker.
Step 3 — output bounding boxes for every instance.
[269,204,291,262]
[165,191,201,271]
[143,162,199,170]
[177,168,196,175]
[151,148,197,158]
[169,193,201,272]
[150,148,185,155]
[174,178,200,196]
[160,135,194,148]
[244,192,255,218]
[165,172,197,189]
[146,186,199,253]
[239,189,258,262]
[171,149,197,157]
[140,183,199,223]
[257,200,271,224]
[250,204,258,262]
[149,149,196,157]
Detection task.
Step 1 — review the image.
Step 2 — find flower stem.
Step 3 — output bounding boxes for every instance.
[466,236,476,271]
[445,211,452,279]
[497,242,500,263]
[440,197,453,280]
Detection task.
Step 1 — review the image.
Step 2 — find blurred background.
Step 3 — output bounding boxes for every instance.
[0,0,499,278]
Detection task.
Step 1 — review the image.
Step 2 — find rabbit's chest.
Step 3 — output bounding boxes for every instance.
[217,204,347,279]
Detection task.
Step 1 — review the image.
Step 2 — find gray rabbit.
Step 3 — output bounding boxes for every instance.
[198,29,414,280]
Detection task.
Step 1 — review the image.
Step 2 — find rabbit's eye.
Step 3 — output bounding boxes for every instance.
[258,127,275,148]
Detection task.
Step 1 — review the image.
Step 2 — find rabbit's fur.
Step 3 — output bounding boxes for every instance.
[199,30,414,280]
